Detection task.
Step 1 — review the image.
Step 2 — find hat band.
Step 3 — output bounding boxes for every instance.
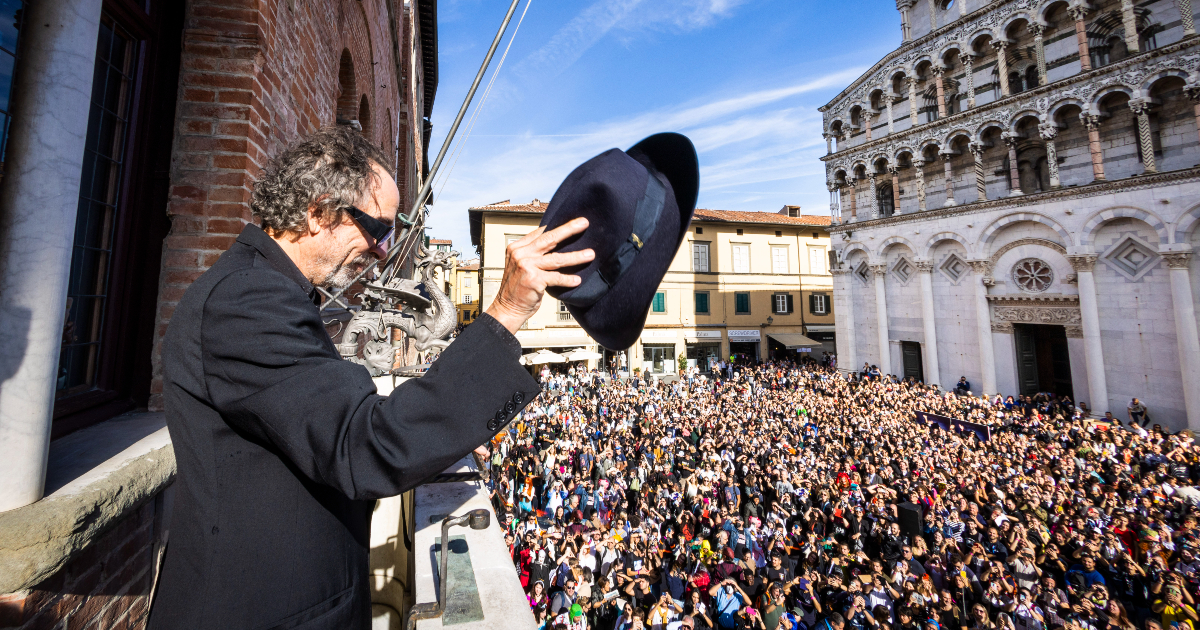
[569,173,666,307]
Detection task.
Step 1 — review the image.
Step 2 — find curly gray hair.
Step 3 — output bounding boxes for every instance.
[251,125,395,235]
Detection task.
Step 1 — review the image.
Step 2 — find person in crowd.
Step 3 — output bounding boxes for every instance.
[489,359,1200,630]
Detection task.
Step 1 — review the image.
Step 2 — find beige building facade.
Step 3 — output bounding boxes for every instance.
[468,200,835,374]
[453,260,482,325]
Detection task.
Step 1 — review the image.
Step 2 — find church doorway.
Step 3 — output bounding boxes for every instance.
[901,341,924,382]
[1013,324,1073,398]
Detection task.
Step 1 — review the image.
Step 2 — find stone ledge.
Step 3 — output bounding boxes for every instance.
[0,412,175,594]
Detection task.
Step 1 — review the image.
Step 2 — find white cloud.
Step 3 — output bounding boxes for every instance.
[425,66,865,248]
[514,0,753,82]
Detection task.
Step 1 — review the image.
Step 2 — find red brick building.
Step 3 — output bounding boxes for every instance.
[0,0,438,627]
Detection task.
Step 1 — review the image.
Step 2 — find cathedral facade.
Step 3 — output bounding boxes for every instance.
[823,0,1200,429]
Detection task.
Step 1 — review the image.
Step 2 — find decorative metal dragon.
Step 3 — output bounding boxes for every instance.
[335,241,460,376]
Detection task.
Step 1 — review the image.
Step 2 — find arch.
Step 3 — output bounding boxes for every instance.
[1141,69,1192,94]
[1047,97,1086,123]
[886,66,908,83]
[923,231,973,258]
[877,235,918,256]
[1175,203,1200,243]
[975,120,1006,142]
[1090,84,1136,110]
[944,128,973,145]
[939,42,965,64]
[990,237,1067,265]
[843,241,872,261]
[918,138,943,153]
[1001,13,1033,39]
[337,48,357,123]
[978,212,1072,251]
[358,94,372,139]
[1010,109,1043,131]
[1036,0,1072,23]
[1079,206,1170,246]
[893,146,916,163]
[968,28,996,51]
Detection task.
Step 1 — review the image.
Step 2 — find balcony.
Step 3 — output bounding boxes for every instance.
[557,311,574,321]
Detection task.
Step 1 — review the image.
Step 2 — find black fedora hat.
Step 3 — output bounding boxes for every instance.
[540,132,699,350]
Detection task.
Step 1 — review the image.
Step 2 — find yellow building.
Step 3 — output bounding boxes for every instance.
[453,260,481,325]
[468,200,835,374]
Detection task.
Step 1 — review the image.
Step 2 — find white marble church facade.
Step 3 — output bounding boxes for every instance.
[822,0,1200,429]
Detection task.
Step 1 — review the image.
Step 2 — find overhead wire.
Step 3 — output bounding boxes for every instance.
[431,0,534,205]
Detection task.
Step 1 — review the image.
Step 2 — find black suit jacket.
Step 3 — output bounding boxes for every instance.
[149,225,540,629]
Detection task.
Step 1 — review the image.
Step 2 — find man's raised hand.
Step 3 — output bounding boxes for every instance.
[487,217,595,334]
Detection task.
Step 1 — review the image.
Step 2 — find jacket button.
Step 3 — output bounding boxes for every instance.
[487,419,500,432]
[504,401,515,414]
[212,526,219,535]
[513,392,524,405]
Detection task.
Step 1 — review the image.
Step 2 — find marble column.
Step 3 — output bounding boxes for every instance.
[824,133,833,155]
[963,53,976,109]
[942,151,957,207]
[934,66,948,119]
[865,111,874,142]
[1032,22,1049,86]
[969,142,987,201]
[1039,121,1061,188]
[1129,98,1158,173]
[899,1,913,42]
[1070,255,1109,416]
[916,261,941,388]
[1164,252,1200,429]
[889,167,902,215]
[869,172,880,219]
[0,0,105,512]
[930,0,938,32]
[1179,0,1197,36]
[967,261,997,396]
[1069,5,1093,71]
[913,159,928,212]
[908,76,920,125]
[959,0,966,17]
[872,264,891,373]
[1002,131,1024,195]
[833,268,857,369]
[848,177,858,222]
[885,93,896,134]
[1121,0,1140,55]
[994,41,1012,97]
[1081,112,1107,180]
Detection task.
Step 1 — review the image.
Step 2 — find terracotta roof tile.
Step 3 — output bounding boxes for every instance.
[429,238,453,244]
[693,208,831,226]
[469,199,548,213]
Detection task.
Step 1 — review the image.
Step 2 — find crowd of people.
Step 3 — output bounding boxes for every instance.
[484,360,1200,630]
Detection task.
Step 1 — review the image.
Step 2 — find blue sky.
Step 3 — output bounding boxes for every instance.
[423,0,903,253]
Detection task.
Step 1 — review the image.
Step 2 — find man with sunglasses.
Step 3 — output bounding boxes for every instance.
[151,126,595,629]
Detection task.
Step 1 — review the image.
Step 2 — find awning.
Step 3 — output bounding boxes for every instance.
[768,333,824,349]
[518,336,593,349]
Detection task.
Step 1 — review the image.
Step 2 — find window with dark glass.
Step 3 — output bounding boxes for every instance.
[58,16,137,396]
[735,292,750,314]
[0,0,23,179]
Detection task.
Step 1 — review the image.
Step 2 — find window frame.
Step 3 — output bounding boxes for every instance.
[731,244,750,274]
[694,291,710,314]
[810,293,829,315]
[771,246,788,274]
[52,0,184,438]
[652,291,666,313]
[692,241,710,273]
[734,292,751,315]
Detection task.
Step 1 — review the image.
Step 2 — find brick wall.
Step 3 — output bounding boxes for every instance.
[0,491,170,630]
[147,0,424,410]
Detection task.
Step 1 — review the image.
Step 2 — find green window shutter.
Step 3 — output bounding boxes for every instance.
[810,294,817,313]
[653,292,666,312]
[735,293,750,314]
[787,294,794,313]
[695,292,709,314]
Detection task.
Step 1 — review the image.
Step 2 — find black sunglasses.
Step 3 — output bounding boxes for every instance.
[343,206,394,246]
